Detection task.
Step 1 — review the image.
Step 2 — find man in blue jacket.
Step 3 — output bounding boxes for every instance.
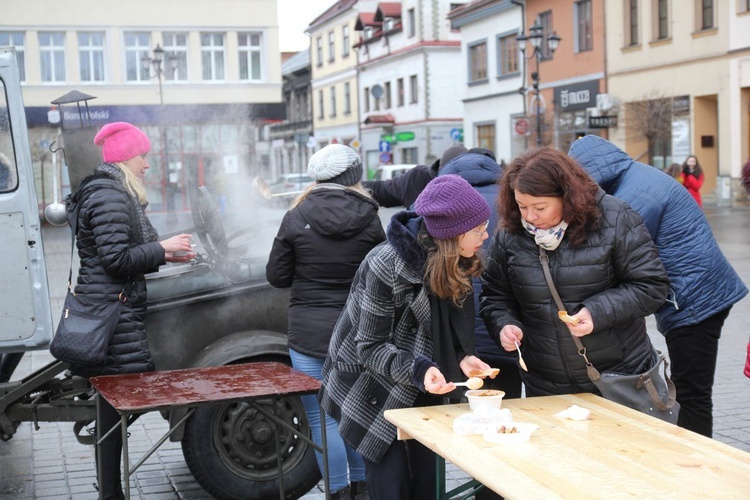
[570,135,747,437]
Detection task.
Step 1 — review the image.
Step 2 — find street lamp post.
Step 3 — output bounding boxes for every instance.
[517,24,561,146]
[142,45,178,223]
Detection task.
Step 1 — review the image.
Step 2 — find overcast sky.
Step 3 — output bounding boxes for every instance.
[277,0,337,53]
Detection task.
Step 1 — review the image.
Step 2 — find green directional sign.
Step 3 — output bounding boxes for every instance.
[381,134,396,143]
[395,131,415,141]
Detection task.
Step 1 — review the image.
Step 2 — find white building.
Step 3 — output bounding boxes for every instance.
[448,0,525,163]
[355,0,464,174]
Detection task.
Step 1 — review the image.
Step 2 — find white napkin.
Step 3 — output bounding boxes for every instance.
[554,405,590,421]
[453,407,513,435]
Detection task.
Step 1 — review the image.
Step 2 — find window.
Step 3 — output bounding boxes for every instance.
[384,81,392,109]
[316,37,323,66]
[318,90,324,119]
[0,81,18,192]
[124,31,150,81]
[537,11,553,59]
[740,0,750,13]
[654,0,669,40]
[329,86,336,117]
[626,0,639,46]
[476,123,496,151]
[78,32,105,82]
[410,74,418,104]
[363,87,370,112]
[402,148,418,163]
[239,32,262,81]
[163,32,188,81]
[328,31,335,62]
[342,25,350,57]
[699,0,715,30]
[497,33,518,76]
[397,78,405,106]
[39,32,66,83]
[344,82,351,114]
[201,33,225,81]
[575,0,593,52]
[0,32,25,81]
[469,41,488,82]
[407,8,416,37]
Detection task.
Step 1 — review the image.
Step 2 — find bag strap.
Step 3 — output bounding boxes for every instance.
[539,247,602,382]
[539,247,678,410]
[67,179,132,302]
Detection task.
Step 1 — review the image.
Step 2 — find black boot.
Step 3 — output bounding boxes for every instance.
[351,481,369,499]
[330,485,351,500]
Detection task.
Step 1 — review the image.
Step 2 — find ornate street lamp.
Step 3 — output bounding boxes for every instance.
[517,23,561,146]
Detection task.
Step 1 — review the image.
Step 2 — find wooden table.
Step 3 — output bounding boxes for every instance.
[90,362,328,500]
[384,393,750,499]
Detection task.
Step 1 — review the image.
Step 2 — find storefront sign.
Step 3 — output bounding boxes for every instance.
[588,115,618,128]
[672,95,690,115]
[554,80,599,112]
[395,131,415,141]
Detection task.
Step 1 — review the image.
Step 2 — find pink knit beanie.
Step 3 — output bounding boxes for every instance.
[414,174,491,240]
[93,122,151,163]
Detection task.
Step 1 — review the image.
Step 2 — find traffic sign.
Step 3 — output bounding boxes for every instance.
[379,152,392,163]
[395,131,415,142]
[450,128,463,141]
[514,118,531,136]
[379,140,391,152]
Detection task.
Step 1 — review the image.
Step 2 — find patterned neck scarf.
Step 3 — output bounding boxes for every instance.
[522,218,568,251]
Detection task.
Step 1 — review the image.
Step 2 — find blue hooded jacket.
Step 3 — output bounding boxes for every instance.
[569,135,747,333]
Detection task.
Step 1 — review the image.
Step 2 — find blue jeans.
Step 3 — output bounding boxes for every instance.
[289,349,365,492]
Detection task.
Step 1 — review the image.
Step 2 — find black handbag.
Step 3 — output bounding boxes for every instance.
[50,181,130,367]
[539,248,680,424]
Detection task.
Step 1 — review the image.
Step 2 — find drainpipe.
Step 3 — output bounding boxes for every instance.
[511,0,528,150]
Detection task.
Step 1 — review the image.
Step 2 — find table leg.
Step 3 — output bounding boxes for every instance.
[436,454,446,499]
[95,395,103,499]
[121,413,130,499]
[273,399,284,500]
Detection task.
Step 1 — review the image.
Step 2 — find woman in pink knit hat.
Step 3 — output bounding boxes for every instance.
[67,121,193,499]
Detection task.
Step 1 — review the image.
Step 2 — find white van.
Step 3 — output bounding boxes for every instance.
[372,164,417,181]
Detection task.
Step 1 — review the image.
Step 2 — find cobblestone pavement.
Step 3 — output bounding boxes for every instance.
[1,206,749,499]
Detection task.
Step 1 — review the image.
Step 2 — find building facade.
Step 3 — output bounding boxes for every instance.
[269,50,313,179]
[605,0,750,205]
[1,0,283,216]
[306,0,378,155]
[448,0,525,163]
[354,0,463,175]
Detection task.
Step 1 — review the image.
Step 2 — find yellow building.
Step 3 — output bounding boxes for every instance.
[605,0,750,205]
[1,0,283,214]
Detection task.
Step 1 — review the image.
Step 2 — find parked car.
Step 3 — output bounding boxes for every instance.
[372,164,417,181]
[269,172,315,195]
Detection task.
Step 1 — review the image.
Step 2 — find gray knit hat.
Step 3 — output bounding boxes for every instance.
[307,144,363,186]
[414,174,491,240]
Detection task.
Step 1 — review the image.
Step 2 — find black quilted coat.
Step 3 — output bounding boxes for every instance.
[480,190,670,396]
[70,168,165,376]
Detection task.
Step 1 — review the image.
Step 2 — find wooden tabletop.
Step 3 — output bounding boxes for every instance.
[384,393,750,498]
[90,362,321,412]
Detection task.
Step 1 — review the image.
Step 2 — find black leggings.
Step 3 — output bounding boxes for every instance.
[96,397,125,500]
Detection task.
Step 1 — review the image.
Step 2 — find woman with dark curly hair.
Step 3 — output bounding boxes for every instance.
[480,147,670,397]
[681,154,705,206]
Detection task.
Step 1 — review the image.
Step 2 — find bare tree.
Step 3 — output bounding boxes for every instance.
[625,90,673,164]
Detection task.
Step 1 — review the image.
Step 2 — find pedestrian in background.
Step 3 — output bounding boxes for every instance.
[480,147,670,399]
[266,144,384,499]
[665,162,683,183]
[319,175,493,500]
[740,157,750,381]
[570,135,747,437]
[681,154,705,207]
[438,150,521,400]
[77,122,194,499]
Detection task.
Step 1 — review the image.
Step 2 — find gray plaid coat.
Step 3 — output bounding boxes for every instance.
[319,212,434,463]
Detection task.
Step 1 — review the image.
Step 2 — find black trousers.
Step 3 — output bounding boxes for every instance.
[665,306,731,438]
[96,397,125,500]
[363,438,436,500]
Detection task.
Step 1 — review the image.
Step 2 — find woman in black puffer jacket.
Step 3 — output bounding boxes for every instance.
[480,147,670,397]
[74,122,194,500]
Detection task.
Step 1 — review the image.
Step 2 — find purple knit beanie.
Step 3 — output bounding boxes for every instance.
[414,174,491,240]
[94,122,151,163]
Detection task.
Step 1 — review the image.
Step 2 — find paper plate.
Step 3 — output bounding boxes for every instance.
[482,422,539,444]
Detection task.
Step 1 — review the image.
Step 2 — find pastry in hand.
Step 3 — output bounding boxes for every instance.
[558,311,580,325]
[468,368,501,379]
